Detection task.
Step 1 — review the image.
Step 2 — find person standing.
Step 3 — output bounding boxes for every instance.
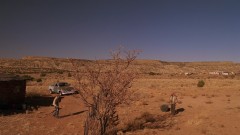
[52,95,61,118]
[169,92,179,115]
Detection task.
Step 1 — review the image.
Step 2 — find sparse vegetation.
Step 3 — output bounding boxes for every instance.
[70,48,140,135]
[205,101,213,104]
[21,75,34,81]
[197,80,205,87]
[68,72,72,77]
[148,72,160,76]
[225,94,231,97]
[192,95,198,99]
[40,72,46,77]
[1,55,240,135]
[36,78,42,82]
[57,71,64,74]
[122,112,173,132]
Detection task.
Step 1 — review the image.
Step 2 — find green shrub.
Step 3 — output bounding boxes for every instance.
[197,80,205,87]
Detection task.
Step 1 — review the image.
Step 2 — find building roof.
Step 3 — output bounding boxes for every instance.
[0,74,25,81]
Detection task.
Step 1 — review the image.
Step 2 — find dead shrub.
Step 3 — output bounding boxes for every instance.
[192,95,198,99]
[67,72,72,77]
[36,78,42,82]
[142,101,148,105]
[148,72,160,76]
[21,75,34,81]
[70,48,141,135]
[225,94,231,97]
[122,112,173,132]
[205,101,213,104]
[141,112,156,123]
[40,72,46,77]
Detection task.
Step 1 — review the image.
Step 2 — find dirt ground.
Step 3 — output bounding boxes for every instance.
[1,77,240,135]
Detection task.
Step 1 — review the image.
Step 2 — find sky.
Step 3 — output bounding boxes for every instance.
[1,0,240,62]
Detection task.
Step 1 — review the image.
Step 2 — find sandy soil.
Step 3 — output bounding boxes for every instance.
[1,78,240,135]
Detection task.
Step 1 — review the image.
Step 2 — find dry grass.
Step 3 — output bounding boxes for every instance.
[205,101,213,104]
[2,57,240,135]
[226,94,231,97]
[122,112,173,132]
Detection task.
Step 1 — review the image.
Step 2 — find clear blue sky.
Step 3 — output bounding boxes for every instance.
[1,0,240,62]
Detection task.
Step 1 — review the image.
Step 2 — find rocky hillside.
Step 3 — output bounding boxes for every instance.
[0,56,240,77]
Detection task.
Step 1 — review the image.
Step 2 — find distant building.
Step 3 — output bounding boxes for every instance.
[209,71,221,75]
[222,72,231,76]
[209,71,234,76]
[0,74,26,109]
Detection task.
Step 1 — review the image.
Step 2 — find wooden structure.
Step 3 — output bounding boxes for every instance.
[0,74,26,109]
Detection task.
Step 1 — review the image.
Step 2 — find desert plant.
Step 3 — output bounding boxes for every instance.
[21,75,34,81]
[68,72,72,77]
[122,112,172,132]
[149,72,156,75]
[197,80,205,87]
[36,78,42,82]
[40,72,46,77]
[57,71,64,74]
[70,48,140,135]
[148,72,160,76]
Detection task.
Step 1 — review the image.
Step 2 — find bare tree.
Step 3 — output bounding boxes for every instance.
[70,48,140,135]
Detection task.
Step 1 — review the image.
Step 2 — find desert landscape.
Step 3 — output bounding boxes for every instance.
[2,0,240,134]
[1,56,240,135]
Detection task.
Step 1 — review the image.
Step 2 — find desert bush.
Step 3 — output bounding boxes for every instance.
[205,101,213,104]
[192,95,198,99]
[230,75,235,79]
[141,112,156,123]
[123,112,154,132]
[124,117,145,132]
[57,71,64,74]
[68,72,72,77]
[36,78,42,82]
[123,112,172,132]
[70,48,140,135]
[21,75,34,81]
[148,72,160,75]
[40,72,46,77]
[197,80,205,87]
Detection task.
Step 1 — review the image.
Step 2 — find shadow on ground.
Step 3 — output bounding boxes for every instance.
[59,110,88,118]
[176,108,185,114]
[0,95,55,116]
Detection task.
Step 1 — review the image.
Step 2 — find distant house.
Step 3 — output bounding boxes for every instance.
[209,71,234,76]
[209,71,221,75]
[0,74,26,109]
[222,72,230,76]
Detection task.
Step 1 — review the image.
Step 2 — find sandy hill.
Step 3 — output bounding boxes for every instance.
[0,56,240,76]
